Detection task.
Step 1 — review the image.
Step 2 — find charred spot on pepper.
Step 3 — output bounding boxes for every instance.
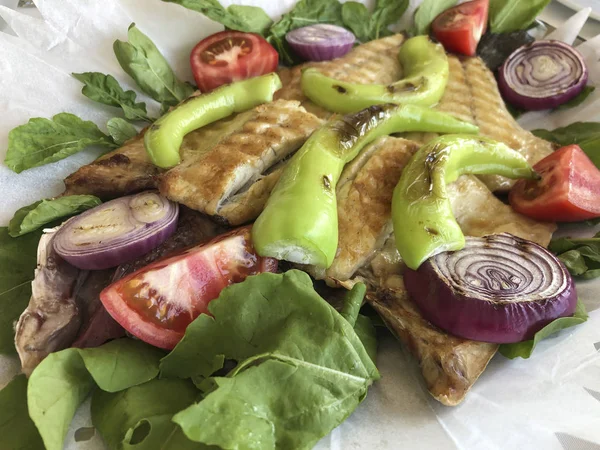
[323,175,332,191]
[333,85,347,94]
[424,227,439,236]
[334,104,395,149]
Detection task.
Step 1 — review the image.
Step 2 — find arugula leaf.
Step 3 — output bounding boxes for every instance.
[268,0,345,64]
[161,270,378,449]
[477,31,535,71]
[342,0,409,42]
[0,375,44,450]
[489,0,552,33]
[28,338,163,450]
[532,122,600,169]
[340,282,366,327]
[354,314,378,364]
[532,122,600,145]
[227,5,274,35]
[549,232,600,279]
[8,195,101,237]
[500,299,588,359]
[114,24,195,108]
[162,0,273,35]
[413,0,457,36]
[0,227,44,354]
[4,113,116,174]
[556,85,596,110]
[28,349,95,450]
[107,117,138,145]
[72,72,152,122]
[92,378,203,450]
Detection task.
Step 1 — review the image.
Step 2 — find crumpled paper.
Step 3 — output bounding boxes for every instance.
[1,1,600,449]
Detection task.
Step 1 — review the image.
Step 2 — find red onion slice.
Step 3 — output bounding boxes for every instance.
[286,24,355,62]
[498,40,588,111]
[54,191,179,270]
[404,233,577,343]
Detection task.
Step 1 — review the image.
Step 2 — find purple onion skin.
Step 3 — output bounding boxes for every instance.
[54,192,179,270]
[404,234,578,344]
[286,24,355,62]
[498,40,588,111]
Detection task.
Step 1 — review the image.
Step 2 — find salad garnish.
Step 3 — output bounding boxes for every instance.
[301,35,449,113]
[404,233,578,343]
[53,191,179,270]
[8,195,101,238]
[286,24,356,61]
[144,73,281,168]
[499,40,589,111]
[392,135,536,270]
[190,30,279,92]
[114,24,195,108]
[252,104,478,268]
[510,145,600,222]
[72,72,153,123]
[431,0,488,56]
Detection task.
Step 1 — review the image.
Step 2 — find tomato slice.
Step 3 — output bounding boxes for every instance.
[190,30,279,92]
[431,0,489,56]
[509,145,600,222]
[99,226,278,349]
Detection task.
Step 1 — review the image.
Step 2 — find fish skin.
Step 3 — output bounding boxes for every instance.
[313,135,555,405]
[410,55,556,191]
[278,35,554,190]
[159,100,323,225]
[113,206,225,281]
[63,132,162,199]
[327,136,419,281]
[15,230,82,376]
[367,287,498,407]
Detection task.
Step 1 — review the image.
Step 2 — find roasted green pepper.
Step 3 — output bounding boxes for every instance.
[392,135,537,270]
[252,104,479,269]
[144,73,282,168]
[301,36,449,114]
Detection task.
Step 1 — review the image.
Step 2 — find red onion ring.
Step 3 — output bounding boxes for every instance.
[286,24,355,62]
[498,40,588,111]
[53,191,178,270]
[404,233,577,343]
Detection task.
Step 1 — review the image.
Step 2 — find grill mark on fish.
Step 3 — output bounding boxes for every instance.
[159,100,322,226]
[367,288,498,406]
[276,34,405,118]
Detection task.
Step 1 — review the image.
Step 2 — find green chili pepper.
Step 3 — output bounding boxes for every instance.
[144,73,282,168]
[252,104,479,269]
[301,36,449,114]
[392,135,538,270]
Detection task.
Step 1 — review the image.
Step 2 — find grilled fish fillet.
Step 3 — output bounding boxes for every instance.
[159,99,322,225]
[64,133,162,199]
[367,287,498,406]
[276,34,405,118]
[312,135,555,405]
[278,34,554,190]
[432,56,555,191]
[324,137,419,281]
[65,100,322,225]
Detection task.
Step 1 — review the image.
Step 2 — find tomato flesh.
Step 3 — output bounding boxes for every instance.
[509,145,600,222]
[100,226,277,349]
[190,30,278,92]
[432,0,489,56]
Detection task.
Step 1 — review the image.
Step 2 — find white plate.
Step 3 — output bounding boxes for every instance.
[556,0,600,21]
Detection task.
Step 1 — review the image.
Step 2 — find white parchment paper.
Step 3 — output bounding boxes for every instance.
[1,1,600,449]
